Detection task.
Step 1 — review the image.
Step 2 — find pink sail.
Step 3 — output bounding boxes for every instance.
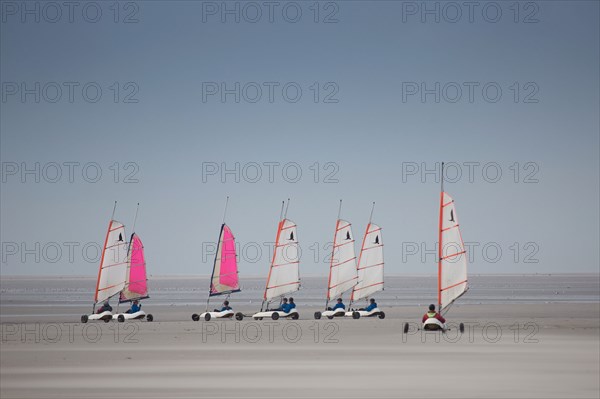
[210,224,240,296]
[120,233,148,302]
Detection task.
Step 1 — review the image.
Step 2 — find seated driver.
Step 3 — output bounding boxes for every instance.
[361,298,377,312]
[97,300,112,313]
[422,304,446,324]
[214,300,232,312]
[328,298,345,311]
[281,297,296,313]
[126,300,141,314]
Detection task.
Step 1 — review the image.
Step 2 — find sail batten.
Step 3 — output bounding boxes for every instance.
[438,191,468,311]
[264,218,300,301]
[351,222,384,302]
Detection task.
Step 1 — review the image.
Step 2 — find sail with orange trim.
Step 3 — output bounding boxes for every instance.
[327,217,358,301]
[351,221,384,302]
[263,201,300,302]
[95,219,128,304]
[438,190,468,312]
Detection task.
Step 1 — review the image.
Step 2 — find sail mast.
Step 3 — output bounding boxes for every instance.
[222,196,229,224]
[438,162,444,313]
[132,203,140,234]
[284,198,290,219]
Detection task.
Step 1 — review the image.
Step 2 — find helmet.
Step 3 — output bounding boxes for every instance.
[429,304,435,311]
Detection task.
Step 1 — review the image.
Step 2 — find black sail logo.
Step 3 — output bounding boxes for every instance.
[449,210,455,223]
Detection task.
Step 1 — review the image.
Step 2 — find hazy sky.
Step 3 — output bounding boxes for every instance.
[1,1,598,276]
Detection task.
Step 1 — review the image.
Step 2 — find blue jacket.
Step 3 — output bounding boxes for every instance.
[281,303,295,313]
[332,302,345,310]
[130,303,141,313]
[365,302,377,312]
[220,306,232,311]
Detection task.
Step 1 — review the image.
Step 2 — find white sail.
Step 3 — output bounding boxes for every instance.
[264,219,300,301]
[351,222,384,301]
[327,219,358,300]
[95,220,128,304]
[439,192,468,311]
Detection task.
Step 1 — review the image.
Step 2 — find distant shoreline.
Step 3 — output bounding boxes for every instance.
[1,272,600,281]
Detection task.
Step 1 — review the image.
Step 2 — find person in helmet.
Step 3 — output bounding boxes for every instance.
[96,300,112,313]
[282,297,296,313]
[361,298,378,312]
[126,300,141,314]
[422,304,446,324]
[269,297,288,312]
[214,300,232,312]
[328,298,345,311]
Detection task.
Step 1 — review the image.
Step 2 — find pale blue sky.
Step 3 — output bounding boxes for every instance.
[1,1,599,276]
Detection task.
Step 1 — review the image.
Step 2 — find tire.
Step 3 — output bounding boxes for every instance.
[378,312,386,319]
[192,314,200,322]
[352,311,360,319]
[235,312,244,321]
[403,322,409,334]
[271,312,279,320]
[327,315,334,319]
[103,317,111,323]
[81,315,88,323]
[204,313,211,321]
[146,314,153,322]
[291,313,299,320]
[459,322,465,334]
[117,314,125,323]
[314,311,322,320]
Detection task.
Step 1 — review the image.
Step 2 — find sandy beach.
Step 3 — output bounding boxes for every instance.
[1,276,599,398]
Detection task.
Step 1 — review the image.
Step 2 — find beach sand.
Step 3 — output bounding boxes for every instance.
[1,302,599,399]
